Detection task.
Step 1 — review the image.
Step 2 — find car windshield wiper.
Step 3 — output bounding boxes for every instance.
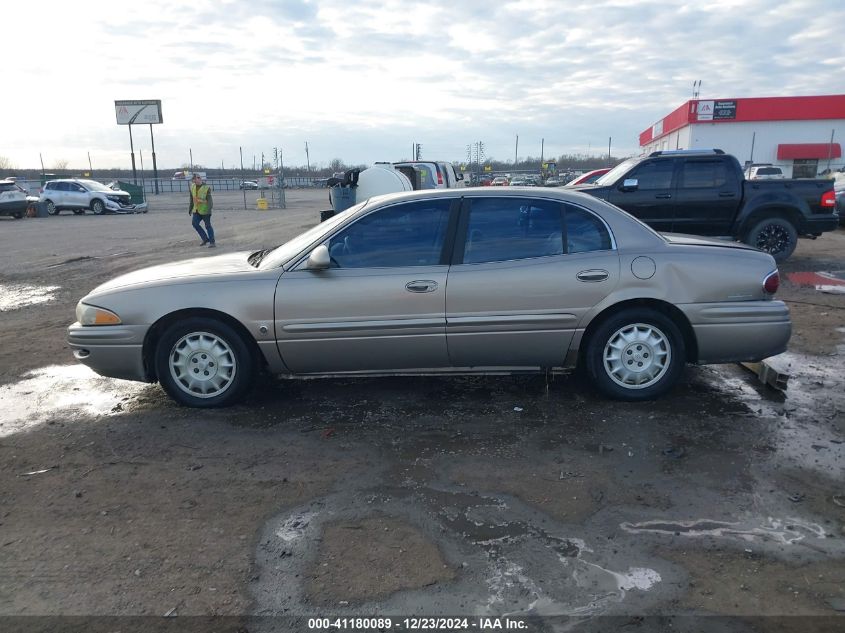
[248,248,276,267]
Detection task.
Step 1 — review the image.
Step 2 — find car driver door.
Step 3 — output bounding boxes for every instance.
[274,198,459,374]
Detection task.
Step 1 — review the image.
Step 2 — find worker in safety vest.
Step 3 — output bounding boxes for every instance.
[188,173,215,247]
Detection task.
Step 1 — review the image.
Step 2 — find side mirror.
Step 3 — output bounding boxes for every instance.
[456,172,464,181]
[305,244,331,270]
[621,178,639,192]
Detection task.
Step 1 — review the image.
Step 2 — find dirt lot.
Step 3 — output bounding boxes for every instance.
[0,190,843,632]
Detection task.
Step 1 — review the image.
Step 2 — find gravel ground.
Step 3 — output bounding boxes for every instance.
[0,190,843,632]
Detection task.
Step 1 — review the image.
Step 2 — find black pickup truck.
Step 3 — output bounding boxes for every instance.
[572,149,839,261]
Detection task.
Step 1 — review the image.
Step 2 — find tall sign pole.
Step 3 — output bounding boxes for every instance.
[115,100,162,187]
[149,124,159,194]
[129,124,137,183]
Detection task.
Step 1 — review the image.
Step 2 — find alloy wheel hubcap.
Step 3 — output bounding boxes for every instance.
[169,331,236,398]
[603,323,671,389]
[756,224,789,254]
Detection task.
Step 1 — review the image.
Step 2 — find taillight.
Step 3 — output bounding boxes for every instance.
[763,270,780,294]
[821,189,836,207]
[436,168,443,185]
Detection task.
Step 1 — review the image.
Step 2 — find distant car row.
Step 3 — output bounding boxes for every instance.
[469,168,611,188]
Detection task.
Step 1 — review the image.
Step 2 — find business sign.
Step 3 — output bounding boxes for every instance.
[695,100,737,122]
[713,100,737,120]
[115,100,163,125]
[696,100,714,121]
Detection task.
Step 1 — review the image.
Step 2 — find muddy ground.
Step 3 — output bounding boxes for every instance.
[0,190,843,632]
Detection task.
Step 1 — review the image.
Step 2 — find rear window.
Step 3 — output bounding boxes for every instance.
[757,167,782,175]
[0,183,15,192]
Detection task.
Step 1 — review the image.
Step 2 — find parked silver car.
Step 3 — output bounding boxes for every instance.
[68,189,790,407]
[40,179,147,215]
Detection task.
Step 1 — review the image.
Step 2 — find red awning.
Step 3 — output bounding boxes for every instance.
[777,143,841,160]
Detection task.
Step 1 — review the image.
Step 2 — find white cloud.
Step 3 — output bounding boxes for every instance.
[3,0,843,170]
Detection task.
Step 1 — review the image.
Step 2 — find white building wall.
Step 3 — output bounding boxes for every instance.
[644,119,844,178]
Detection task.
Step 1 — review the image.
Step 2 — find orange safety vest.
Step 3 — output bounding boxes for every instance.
[190,183,211,214]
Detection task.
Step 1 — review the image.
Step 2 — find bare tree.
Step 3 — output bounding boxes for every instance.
[0,155,15,171]
[53,159,69,171]
[329,158,345,172]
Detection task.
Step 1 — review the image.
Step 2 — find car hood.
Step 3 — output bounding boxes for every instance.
[662,233,759,252]
[89,252,256,294]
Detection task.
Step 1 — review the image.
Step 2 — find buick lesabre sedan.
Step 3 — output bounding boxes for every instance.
[68,189,791,407]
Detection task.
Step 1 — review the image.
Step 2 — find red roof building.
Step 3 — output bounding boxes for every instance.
[639,95,845,178]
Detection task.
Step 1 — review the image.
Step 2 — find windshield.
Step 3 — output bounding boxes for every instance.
[593,158,640,186]
[257,200,370,270]
[79,180,113,192]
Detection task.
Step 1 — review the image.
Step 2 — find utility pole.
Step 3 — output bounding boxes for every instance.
[149,124,159,194]
[189,148,193,175]
[305,142,311,173]
[540,138,544,173]
[607,137,612,167]
[87,152,93,176]
[514,134,519,167]
[240,146,246,210]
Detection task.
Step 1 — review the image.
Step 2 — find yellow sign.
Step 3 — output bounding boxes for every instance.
[264,168,271,174]
[484,165,492,172]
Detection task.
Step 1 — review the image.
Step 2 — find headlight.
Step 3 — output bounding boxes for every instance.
[76,302,122,325]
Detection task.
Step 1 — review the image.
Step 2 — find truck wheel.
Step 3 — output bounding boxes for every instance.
[585,308,685,401]
[744,217,798,262]
[154,317,256,408]
[91,199,106,215]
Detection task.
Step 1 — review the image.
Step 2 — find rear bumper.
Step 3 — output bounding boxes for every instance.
[67,322,151,382]
[679,301,791,363]
[800,213,839,235]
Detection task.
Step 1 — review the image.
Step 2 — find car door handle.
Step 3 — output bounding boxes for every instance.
[655,193,672,199]
[576,270,609,282]
[718,192,736,197]
[405,280,438,293]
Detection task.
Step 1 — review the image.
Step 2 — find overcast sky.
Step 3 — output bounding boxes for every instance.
[4,0,844,172]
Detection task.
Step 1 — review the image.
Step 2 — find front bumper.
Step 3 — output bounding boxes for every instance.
[67,322,151,382]
[680,300,791,364]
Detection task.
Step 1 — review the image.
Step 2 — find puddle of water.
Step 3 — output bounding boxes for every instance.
[620,517,826,545]
[0,365,146,437]
[0,284,61,311]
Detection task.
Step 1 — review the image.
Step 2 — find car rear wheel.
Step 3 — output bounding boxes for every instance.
[744,217,798,262]
[154,317,255,408]
[585,309,685,401]
[91,199,105,215]
[12,211,23,219]
[45,200,58,215]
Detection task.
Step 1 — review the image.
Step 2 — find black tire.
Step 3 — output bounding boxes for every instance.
[91,198,106,215]
[12,211,23,219]
[45,200,59,215]
[585,308,685,401]
[154,317,256,408]
[744,217,798,262]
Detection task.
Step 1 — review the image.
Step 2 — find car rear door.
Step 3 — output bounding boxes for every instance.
[445,196,620,368]
[672,157,739,236]
[273,198,458,373]
[606,158,677,232]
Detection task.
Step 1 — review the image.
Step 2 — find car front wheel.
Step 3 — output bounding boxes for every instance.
[154,317,256,408]
[91,199,106,215]
[585,309,685,401]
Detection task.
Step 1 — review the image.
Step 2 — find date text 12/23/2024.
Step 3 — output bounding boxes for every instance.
[308,617,529,630]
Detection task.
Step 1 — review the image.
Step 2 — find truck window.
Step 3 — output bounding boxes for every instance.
[680,160,728,188]
[627,160,674,190]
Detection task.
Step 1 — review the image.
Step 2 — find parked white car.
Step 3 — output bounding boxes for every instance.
[393,161,465,189]
[40,179,147,215]
[0,179,28,219]
[745,165,785,180]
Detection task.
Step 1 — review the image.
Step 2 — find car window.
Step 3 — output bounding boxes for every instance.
[328,199,452,268]
[627,160,674,190]
[56,182,71,192]
[463,197,562,264]
[680,160,728,188]
[0,183,14,192]
[70,183,86,192]
[564,205,613,254]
